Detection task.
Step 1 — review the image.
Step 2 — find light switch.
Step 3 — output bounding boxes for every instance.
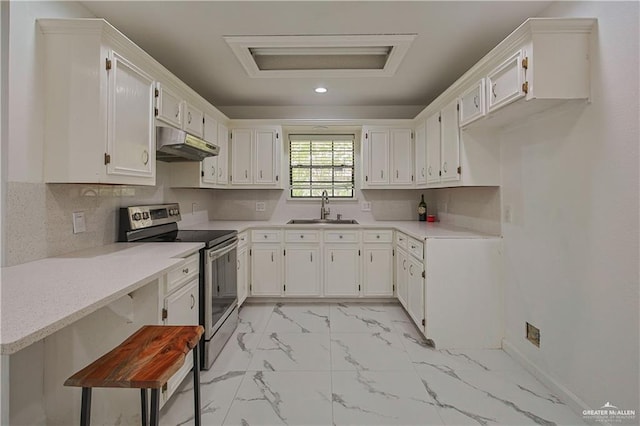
[72,211,86,234]
[256,202,266,212]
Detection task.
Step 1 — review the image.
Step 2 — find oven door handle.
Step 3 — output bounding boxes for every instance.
[207,238,239,259]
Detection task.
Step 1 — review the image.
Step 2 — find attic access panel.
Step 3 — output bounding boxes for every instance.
[225,34,416,78]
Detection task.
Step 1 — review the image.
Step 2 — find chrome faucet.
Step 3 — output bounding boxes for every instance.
[320,190,330,220]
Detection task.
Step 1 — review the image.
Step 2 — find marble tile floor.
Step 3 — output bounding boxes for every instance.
[160,302,585,426]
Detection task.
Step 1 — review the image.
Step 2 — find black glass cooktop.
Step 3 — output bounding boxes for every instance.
[141,229,236,249]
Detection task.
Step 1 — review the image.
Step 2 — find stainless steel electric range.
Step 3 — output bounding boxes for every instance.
[118,203,238,370]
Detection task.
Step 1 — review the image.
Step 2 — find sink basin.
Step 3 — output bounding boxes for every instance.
[287,219,359,225]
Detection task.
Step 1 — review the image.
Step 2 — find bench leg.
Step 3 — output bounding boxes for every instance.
[141,389,148,426]
[80,387,91,426]
[150,388,160,426]
[193,342,201,426]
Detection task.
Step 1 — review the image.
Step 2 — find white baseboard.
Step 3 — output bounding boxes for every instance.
[502,339,604,426]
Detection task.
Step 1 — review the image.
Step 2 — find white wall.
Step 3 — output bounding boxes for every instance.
[502,0,639,414]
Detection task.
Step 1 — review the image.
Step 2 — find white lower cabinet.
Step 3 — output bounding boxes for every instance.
[406,255,425,331]
[324,245,360,296]
[161,254,200,406]
[395,247,409,310]
[284,246,321,296]
[250,245,282,296]
[237,238,249,306]
[363,246,393,296]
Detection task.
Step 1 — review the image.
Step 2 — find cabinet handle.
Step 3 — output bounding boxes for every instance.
[421,167,425,177]
[427,165,432,176]
[190,294,195,309]
[237,260,240,270]
[245,170,248,178]
[473,95,479,109]
[142,150,149,165]
[370,253,373,262]
[443,162,448,173]
[396,170,399,178]
[260,170,263,179]
[409,264,414,275]
[271,252,274,262]
[331,252,334,262]
[182,267,189,274]
[411,245,416,249]
[339,235,343,239]
[264,235,267,239]
[300,235,304,239]
[310,252,313,262]
[175,107,180,119]
[188,111,192,124]
[492,83,497,99]
[380,170,384,179]
[376,235,380,239]
[212,166,216,176]
[403,259,407,270]
[219,168,223,178]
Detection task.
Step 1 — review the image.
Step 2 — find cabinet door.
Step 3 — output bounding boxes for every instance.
[367,129,389,185]
[487,49,525,113]
[390,129,413,185]
[164,278,199,326]
[183,102,204,137]
[231,129,253,184]
[414,122,427,186]
[251,246,282,296]
[156,83,182,128]
[255,129,277,184]
[201,113,219,185]
[284,246,321,296]
[203,113,218,145]
[324,246,360,296]
[425,112,441,184]
[217,123,229,185]
[459,79,485,127]
[106,50,155,181]
[440,99,460,182]
[237,246,248,306]
[363,246,393,296]
[407,256,425,331]
[396,249,408,310]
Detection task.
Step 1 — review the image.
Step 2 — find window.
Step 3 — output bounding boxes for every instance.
[289,134,355,198]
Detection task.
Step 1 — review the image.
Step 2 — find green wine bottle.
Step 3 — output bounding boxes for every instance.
[418,194,427,221]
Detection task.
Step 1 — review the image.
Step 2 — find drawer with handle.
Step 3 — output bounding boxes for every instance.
[285,230,320,243]
[238,231,248,247]
[363,229,393,243]
[166,253,199,294]
[395,232,408,250]
[252,229,281,243]
[408,237,424,259]
[324,230,359,243]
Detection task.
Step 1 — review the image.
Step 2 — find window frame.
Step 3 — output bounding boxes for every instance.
[288,134,356,199]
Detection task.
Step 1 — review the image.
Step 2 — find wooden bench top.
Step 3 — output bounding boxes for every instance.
[64,325,204,389]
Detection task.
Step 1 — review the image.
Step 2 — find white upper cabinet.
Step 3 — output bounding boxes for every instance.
[439,100,460,183]
[362,126,414,188]
[458,79,486,127]
[425,113,441,185]
[182,102,204,138]
[486,50,526,114]
[155,84,182,128]
[414,122,427,186]
[201,113,219,185]
[390,129,413,185]
[40,19,157,186]
[216,123,229,185]
[230,126,281,187]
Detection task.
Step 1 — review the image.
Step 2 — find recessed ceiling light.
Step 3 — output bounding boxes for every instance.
[315,87,328,94]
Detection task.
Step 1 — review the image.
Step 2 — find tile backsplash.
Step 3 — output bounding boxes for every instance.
[3,171,500,267]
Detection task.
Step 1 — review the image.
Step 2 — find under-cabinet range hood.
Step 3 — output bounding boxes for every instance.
[156,126,219,162]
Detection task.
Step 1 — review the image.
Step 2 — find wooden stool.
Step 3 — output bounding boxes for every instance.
[64,325,204,426]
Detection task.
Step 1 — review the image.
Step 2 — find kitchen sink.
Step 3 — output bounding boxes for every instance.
[287,219,359,225]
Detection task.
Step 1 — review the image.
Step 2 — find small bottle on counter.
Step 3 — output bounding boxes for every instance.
[418,194,427,221]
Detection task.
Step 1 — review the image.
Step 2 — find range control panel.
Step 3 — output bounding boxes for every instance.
[123,203,181,230]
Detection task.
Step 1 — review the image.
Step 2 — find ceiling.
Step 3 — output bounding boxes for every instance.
[81,1,552,119]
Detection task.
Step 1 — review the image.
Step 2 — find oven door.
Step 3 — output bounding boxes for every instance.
[203,238,238,339]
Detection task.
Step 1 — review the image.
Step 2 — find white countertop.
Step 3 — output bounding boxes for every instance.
[0,242,203,355]
[181,220,498,240]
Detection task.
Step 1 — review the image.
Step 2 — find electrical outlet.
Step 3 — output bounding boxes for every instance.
[504,204,513,223]
[255,202,266,212]
[72,211,86,234]
[526,322,540,347]
[361,201,371,211]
